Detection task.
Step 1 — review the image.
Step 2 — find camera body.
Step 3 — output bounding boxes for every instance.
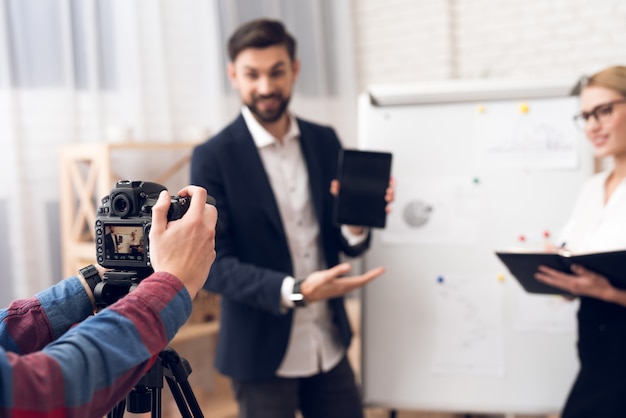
[95,180,190,273]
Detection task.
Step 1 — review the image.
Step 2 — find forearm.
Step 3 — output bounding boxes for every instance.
[603,286,626,307]
[1,272,192,418]
[204,255,285,315]
[0,276,93,354]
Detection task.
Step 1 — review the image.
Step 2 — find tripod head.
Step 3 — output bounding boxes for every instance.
[108,347,204,418]
[93,270,148,308]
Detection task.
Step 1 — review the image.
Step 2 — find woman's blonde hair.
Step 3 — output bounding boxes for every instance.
[585,66,626,98]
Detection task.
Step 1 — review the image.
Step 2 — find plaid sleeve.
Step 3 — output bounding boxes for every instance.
[0,277,94,355]
[0,272,192,418]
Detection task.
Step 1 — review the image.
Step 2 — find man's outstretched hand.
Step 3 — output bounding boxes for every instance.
[300,262,385,303]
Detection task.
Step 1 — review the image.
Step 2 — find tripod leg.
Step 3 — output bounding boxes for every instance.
[108,398,126,418]
[160,347,204,418]
[165,377,194,418]
[151,387,162,418]
[178,380,203,417]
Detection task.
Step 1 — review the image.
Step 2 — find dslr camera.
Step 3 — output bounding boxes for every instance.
[93,180,195,305]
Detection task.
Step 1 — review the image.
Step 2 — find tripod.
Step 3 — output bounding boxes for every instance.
[87,272,204,417]
[107,347,204,418]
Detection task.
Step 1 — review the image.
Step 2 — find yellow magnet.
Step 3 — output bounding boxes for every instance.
[519,102,530,113]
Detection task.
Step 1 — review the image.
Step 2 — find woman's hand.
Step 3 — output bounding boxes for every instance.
[535,264,615,301]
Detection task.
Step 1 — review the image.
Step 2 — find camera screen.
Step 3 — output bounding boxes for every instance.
[103,224,145,263]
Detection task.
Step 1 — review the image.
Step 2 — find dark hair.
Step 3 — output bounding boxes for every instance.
[227,18,296,62]
[584,66,626,98]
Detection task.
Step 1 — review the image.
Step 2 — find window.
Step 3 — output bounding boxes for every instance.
[3,0,116,89]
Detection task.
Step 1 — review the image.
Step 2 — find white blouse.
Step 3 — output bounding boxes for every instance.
[559,170,626,253]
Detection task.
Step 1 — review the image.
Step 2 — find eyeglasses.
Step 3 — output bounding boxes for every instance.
[573,99,626,129]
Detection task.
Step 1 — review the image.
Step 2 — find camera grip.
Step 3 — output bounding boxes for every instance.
[166,194,216,221]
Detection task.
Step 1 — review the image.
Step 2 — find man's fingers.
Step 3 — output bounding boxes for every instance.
[150,190,171,236]
[362,266,386,281]
[338,266,385,291]
[177,186,209,216]
[303,264,384,302]
[327,262,352,278]
[335,273,381,293]
[329,179,340,196]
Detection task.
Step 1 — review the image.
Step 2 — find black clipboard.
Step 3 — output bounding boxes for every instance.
[496,249,626,295]
[334,149,392,228]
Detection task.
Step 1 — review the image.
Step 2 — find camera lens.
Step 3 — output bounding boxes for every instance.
[112,194,132,217]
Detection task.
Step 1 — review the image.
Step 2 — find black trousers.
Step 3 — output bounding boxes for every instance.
[231,356,364,418]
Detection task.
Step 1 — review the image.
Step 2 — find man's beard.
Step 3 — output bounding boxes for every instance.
[246,93,291,124]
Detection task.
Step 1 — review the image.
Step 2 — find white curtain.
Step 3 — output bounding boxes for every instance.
[0,0,357,303]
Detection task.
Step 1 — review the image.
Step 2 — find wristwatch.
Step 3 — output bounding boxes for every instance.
[290,279,308,308]
[79,264,102,296]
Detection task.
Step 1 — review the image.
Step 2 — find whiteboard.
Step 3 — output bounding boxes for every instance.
[358,79,593,415]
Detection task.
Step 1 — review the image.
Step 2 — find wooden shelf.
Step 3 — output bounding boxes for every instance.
[172,321,219,344]
[59,141,197,277]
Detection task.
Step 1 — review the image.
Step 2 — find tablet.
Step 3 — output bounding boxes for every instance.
[334,149,392,228]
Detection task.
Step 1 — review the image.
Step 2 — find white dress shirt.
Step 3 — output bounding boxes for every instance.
[241,106,362,377]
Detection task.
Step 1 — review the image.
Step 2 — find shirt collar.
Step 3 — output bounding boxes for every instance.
[241,105,300,149]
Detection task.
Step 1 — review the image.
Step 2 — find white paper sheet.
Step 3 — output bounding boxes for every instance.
[431,274,505,375]
[473,98,580,170]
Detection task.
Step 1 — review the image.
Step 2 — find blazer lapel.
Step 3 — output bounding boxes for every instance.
[298,121,325,224]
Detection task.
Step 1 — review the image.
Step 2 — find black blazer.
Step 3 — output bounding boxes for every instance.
[190,114,370,381]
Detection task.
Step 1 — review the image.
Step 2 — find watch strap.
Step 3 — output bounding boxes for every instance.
[79,264,102,296]
[292,278,307,307]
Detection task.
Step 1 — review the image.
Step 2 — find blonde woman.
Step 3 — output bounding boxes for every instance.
[536,66,626,417]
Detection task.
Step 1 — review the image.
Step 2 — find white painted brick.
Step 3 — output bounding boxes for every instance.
[354,0,626,88]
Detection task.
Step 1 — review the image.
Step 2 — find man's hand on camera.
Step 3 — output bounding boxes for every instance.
[299,262,384,303]
[149,186,217,299]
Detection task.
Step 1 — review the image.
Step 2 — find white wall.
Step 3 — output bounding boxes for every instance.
[352,0,626,90]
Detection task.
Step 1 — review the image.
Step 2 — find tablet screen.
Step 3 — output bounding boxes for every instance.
[334,149,392,228]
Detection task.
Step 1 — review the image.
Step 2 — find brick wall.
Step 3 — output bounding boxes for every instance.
[352,0,626,91]
[353,0,453,87]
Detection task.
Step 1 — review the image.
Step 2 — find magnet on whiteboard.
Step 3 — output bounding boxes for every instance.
[519,102,530,113]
